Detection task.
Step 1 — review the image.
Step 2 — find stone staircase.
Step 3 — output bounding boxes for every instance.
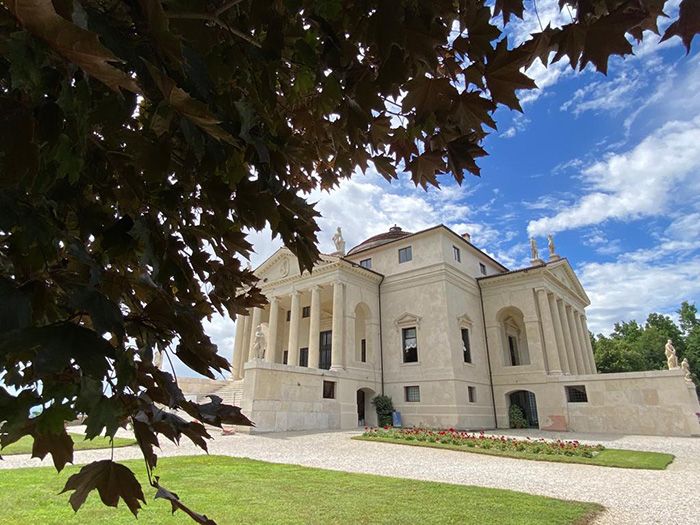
[212,380,245,407]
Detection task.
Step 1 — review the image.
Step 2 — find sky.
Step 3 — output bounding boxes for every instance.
[183,1,700,378]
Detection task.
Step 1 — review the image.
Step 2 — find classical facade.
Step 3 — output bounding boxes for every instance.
[181,225,700,436]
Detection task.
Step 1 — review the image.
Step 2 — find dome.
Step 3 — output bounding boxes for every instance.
[347,225,413,255]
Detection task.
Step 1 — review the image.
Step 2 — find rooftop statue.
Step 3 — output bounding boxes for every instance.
[332,226,346,255]
[529,237,539,261]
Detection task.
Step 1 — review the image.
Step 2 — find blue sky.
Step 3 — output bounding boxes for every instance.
[186,1,700,378]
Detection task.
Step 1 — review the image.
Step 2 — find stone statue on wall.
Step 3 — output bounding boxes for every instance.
[332,227,346,255]
[252,323,268,359]
[529,237,539,261]
[665,339,679,369]
[681,358,692,382]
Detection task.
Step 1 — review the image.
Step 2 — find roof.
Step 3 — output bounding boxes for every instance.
[346,224,510,272]
[347,225,413,255]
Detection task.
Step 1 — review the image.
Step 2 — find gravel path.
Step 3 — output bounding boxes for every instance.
[2,428,699,524]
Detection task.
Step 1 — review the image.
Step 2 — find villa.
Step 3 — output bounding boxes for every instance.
[180,225,700,436]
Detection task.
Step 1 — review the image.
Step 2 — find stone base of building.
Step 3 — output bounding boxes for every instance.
[493,369,700,437]
[178,367,700,437]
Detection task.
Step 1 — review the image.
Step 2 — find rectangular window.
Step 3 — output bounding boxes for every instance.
[299,347,309,367]
[286,310,291,322]
[319,330,332,370]
[283,350,288,365]
[302,306,310,318]
[461,328,472,363]
[479,263,487,276]
[361,338,367,363]
[508,335,520,366]
[322,381,336,399]
[566,385,588,403]
[360,258,372,269]
[398,246,412,263]
[453,246,461,262]
[402,327,418,363]
[404,386,420,402]
[468,386,476,403]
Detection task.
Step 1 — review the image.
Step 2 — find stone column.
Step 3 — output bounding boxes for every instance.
[556,299,577,374]
[308,285,321,368]
[536,288,562,374]
[287,290,301,366]
[549,295,570,374]
[331,281,345,370]
[231,314,246,379]
[581,314,597,373]
[247,307,262,361]
[573,311,591,374]
[266,297,279,363]
[240,311,253,377]
[566,305,586,374]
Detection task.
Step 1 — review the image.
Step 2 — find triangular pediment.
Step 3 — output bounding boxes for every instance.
[254,248,340,283]
[394,312,422,328]
[545,260,590,305]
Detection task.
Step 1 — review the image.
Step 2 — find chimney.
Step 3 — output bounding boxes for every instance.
[461,232,471,242]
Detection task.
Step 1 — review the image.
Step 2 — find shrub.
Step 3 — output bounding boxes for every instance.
[509,404,529,429]
[371,394,394,427]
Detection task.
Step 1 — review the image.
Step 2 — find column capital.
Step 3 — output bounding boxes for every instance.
[268,295,279,304]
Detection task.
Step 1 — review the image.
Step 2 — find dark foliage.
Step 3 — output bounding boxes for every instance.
[0,0,696,523]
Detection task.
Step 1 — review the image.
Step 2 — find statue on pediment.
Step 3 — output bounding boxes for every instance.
[332,227,346,255]
[529,237,539,261]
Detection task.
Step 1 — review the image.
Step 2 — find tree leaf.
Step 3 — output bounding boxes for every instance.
[31,427,74,472]
[484,40,538,111]
[4,0,140,93]
[144,61,237,145]
[580,7,646,74]
[494,0,525,25]
[660,0,700,52]
[61,460,146,517]
[402,77,455,122]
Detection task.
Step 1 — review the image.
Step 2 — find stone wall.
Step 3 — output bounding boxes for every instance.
[562,370,700,436]
[241,359,381,432]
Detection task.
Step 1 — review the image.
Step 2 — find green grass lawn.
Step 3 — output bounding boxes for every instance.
[1,435,137,456]
[354,435,674,470]
[0,455,602,524]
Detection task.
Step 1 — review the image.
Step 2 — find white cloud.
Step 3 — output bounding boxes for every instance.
[527,115,700,236]
[560,69,644,116]
[579,253,700,334]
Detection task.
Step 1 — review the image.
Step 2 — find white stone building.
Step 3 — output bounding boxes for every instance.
[181,225,700,436]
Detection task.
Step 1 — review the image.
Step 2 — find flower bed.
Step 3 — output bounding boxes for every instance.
[362,427,604,458]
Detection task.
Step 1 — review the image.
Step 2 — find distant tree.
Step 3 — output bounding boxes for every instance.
[593,304,700,387]
[678,301,699,335]
[1,0,698,522]
[593,336,645,373]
